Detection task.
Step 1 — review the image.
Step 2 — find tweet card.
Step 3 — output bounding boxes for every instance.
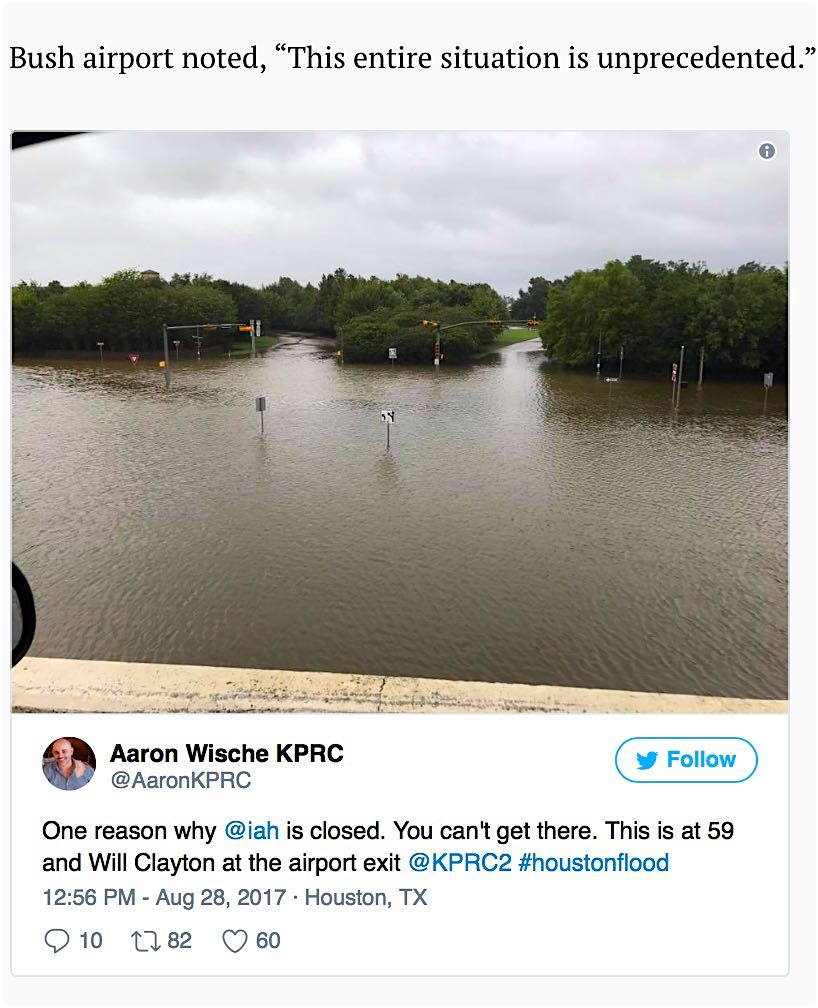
[4,1,815,1006]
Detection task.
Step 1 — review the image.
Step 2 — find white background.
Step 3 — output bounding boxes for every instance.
[11,715,790,978]
[2,1,816,1005]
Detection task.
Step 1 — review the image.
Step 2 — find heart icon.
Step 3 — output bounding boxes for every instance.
[222,929,248,953]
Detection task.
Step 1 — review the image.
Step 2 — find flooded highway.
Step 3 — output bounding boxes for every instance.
[12,338,787,699]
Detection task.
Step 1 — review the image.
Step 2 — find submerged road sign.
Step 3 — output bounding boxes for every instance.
[381,408,395,449]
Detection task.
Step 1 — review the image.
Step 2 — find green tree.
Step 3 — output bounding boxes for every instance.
[542,261,647,366]
[11,283,45,354]
[315,267,350,334]
[511,276,549,320]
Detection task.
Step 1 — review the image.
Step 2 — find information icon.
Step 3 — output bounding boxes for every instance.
[758,142,776,160]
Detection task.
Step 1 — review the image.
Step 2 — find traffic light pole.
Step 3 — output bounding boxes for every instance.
[162,321,254,389]
[422,317,520,366]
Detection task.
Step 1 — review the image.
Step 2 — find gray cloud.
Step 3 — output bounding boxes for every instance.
[11,131,788,295]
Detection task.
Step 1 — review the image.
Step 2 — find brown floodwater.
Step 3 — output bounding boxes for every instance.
[12,338,787,698]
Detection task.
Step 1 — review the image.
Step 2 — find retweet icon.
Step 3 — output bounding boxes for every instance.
[636,751,658,771]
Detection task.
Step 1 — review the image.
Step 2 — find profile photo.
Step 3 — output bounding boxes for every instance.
[42,737,96,791]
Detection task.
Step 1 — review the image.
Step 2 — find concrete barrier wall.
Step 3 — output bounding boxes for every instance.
[13,657,788,714]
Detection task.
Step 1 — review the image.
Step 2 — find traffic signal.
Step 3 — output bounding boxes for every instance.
[489,319,502,326]
[421,319,439,327]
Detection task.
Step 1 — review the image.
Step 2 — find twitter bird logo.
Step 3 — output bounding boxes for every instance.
[636,751,658,770]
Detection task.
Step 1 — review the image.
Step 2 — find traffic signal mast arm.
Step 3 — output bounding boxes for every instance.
[420,317,537,366]
[164,322,250,331]
[439,319,503,331]
[420,318,538,332]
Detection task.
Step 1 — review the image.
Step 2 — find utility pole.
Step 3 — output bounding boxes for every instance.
[619,345,624,380]
[698,345,705,386]
[97,342,104,365]
[597,331,602,374]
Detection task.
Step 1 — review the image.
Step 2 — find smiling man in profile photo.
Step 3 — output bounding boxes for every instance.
[42,738,94,791]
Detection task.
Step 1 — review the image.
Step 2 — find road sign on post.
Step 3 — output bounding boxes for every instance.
[256,395,266,434]
[381,408,395,450]
[434,337,441,366]
[763,371,773,409]
[388,347,397,361]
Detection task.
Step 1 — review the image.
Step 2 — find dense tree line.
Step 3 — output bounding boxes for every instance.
[13,256,787,375]
[336,273,507,362]
[11,267,508,362]
[12,271,236,355]
[512,257,787,377]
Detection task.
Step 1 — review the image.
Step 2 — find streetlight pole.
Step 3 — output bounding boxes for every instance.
[675,344,685,407]
[173,340,180,361]
[97,342,104,365]
[597,330,602,374]
[619,345,624,380]
[162,323,171,390]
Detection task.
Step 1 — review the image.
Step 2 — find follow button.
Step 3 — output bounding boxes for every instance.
[615,737,758,783]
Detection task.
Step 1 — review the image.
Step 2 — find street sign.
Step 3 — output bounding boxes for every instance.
[388,348,397,360]
[128,353,139,363]
[381,410,395,424]
[763,372,774,388]
[256,396,267,433]
[671,362,678,382]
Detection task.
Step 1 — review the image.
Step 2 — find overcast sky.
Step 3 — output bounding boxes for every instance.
[11,131,788,296]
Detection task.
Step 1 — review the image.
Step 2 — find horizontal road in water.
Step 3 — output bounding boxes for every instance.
[13,339,787,701]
